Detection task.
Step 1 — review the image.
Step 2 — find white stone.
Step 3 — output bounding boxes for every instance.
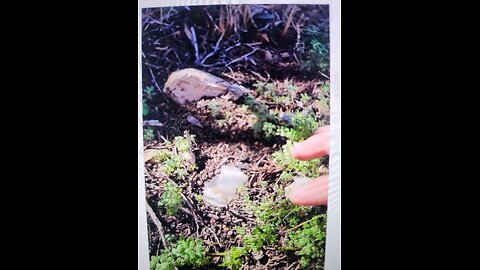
[163,68,248,105]
[163,68,230,105]
[203,165,248,207]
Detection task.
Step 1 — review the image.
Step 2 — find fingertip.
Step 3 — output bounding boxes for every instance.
[290,132,329,161]
[290,142,303,159]
[287,176,329,206]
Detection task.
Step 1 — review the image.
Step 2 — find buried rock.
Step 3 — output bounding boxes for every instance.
[163,68,248,105]
[203,165,248,207]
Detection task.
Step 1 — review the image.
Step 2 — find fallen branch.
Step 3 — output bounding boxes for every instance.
[285,215,322,233]
[225,42,241,52]
[292,13,304,65]
[146,201,168,249]
[319,71,330,80]
[227,48,259,66]
[148,67,168,103]
[200,31,225,65]
[281,5,298,37]
[180,192,200,235]
[184,24,200,63]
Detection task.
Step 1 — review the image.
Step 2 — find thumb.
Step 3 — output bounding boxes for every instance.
[287,176,328,206]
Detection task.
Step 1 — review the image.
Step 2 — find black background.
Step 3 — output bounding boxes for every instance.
[4,1,474,269]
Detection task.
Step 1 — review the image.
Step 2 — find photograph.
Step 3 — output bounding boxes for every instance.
[140,3,332,269]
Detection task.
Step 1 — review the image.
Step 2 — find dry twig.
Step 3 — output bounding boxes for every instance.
[145,201,168,249]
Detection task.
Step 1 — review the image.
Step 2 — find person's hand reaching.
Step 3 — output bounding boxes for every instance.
[287,125,330,206]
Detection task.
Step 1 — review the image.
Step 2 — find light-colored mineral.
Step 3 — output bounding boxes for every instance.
[163,68,248,105]
[203,165,248,207]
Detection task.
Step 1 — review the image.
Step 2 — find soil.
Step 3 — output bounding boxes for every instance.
[142,4,330,270]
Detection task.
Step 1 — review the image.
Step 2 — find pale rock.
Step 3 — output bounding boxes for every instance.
[203,165,248,207]
[163,68,248,105]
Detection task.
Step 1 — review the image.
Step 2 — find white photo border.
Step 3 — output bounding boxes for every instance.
[138,1,341,269]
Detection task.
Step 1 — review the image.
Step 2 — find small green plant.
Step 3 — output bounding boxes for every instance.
[253,82,290,105]
[260,110,321,142]
[193,193,203,202]
[279,111,321,141]
[272,95,290,105]
[150,237,209,270]
[303,39,329,73]
[297,24,330,74]
[145,85,155,99]
[207,100,222,118]
[243,94,276,138]
[273,141,322,180]
[242,223,277,252]
[217,246,245,270]
[272,111,324,180]
[144,127,155,142]
[174,135,192,153]
[300,93,312,103]
[284,215,327,269]
[143,100,149,116]
[320,81,330,94]
[262,122,277,139]
[158,182,182,216]
[143,86,156,116]
[155,132,196,180]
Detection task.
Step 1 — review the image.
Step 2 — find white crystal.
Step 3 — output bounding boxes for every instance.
[203,165,248,207]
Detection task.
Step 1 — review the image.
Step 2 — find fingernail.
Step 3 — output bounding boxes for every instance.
[286,176,309,197]
[287,187,306,203]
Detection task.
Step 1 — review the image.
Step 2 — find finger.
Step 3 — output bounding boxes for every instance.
[287,176,328,206]
[314,125,330,134]
[291,128,330,161]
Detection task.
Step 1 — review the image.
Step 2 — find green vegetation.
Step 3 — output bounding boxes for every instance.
[300,93,312,103]
[217,247,246,270]
[217,82,328,269]
[144,127,156,142]
[158,182,182,216]
[143,86,156,116]
[297,25,330,74]
[273,140,322,180]
[207,100,223,118]
[154,133,197,215]
[284,215,327,269]
[259,110,324,180]
[154,133,197,180]
[150,237,209,270]
[218,189,326,269]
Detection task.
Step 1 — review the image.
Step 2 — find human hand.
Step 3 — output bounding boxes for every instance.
[287,125,330,206]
